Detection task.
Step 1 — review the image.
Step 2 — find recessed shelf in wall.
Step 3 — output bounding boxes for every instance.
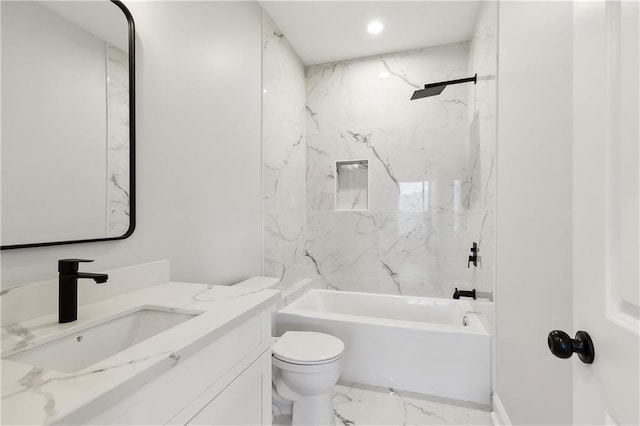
[335,160,369,211]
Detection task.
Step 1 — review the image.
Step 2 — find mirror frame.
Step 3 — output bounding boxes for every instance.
[1,0,136,250]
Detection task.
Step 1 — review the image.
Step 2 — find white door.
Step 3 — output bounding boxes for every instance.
[572,0,640,424]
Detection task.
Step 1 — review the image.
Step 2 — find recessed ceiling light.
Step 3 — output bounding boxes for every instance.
[378,71,390,79]
[367,21,384,35]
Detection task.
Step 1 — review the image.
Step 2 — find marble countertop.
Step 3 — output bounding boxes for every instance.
[1,280,280,425]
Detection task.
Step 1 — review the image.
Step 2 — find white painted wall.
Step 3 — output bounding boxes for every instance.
[133,1,263,285]
[2,1,108,245]
[495,2,573,424]
[1,1,263,288]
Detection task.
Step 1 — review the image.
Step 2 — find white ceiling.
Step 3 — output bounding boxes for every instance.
[259,1,482,66]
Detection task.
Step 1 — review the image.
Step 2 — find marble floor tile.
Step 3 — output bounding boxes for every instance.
[274,381,493,426]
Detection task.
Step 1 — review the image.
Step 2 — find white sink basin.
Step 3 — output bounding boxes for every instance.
[6,307,200,372]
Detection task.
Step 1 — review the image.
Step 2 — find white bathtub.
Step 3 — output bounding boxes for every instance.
[276,289,490,405]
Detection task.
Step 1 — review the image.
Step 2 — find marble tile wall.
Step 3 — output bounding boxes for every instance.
[262,9,498,301]
[261,13,314,289]
[466,1,498,298]
[304,43,474,298]
[106,44,131,236]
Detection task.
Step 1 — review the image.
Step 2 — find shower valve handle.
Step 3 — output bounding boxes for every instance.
[467,242,478,268]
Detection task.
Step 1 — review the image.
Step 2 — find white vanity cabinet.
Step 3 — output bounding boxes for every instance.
[183,351,271,425]
[80,309,274,426]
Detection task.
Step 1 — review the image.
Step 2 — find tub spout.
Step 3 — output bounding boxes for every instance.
[453,288,476,300]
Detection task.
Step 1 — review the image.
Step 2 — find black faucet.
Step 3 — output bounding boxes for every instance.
[453,287,476,300]
[59,259,108,323]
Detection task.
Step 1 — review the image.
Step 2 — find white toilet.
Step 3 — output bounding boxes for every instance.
[272,331,344,426]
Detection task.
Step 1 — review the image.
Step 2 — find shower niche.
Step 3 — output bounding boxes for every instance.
[335,160,368,211]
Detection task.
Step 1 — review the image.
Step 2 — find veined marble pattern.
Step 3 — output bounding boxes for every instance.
[305,44,470,137]
[303,209,470,298]
[261,13,498,303]
[262,14,306,213]
[264,211,313,287]
[378,212,431,294]
[466,1,498,299]
[1,279,279,426]
[305,211,380,292]
[106,44,130,236]
[303,43,474,299]
[262,13,310,289]
[274,382,493,426]
[333,382,492,426]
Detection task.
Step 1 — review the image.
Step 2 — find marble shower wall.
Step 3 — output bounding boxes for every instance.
[466,1,498,297]
[262,10,498,300]
[261,13,313,288]
[304,43,475,297]
[106,44,131,236]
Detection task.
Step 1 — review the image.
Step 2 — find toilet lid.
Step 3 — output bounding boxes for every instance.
[272,331,344,365]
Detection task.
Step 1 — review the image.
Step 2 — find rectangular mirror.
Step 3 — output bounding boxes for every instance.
[1,0,135,249]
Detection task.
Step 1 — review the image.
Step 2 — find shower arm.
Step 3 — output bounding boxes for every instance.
[422,74,477,90]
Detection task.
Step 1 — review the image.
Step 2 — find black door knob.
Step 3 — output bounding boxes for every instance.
[547,330,595,364]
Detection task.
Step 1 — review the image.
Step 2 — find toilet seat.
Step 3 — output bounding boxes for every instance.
[272,331,344,365]
[272,355,342,374]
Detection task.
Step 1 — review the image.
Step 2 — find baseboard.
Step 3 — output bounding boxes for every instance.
[491,393,512,426]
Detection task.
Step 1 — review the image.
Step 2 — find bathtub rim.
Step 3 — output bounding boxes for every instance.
[278,289,489,336]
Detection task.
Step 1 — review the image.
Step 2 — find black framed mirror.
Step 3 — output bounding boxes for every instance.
[1,0,136,250]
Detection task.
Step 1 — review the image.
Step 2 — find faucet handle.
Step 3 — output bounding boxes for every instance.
[58,259,94,273]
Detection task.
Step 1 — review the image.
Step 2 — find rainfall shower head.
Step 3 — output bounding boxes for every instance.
[410,74,477,100]
[410,84,447,100]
